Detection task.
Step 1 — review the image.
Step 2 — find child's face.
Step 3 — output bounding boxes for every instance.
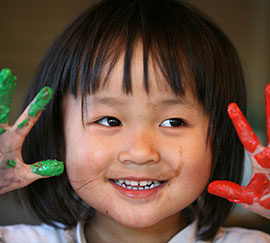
[63,45,212,229]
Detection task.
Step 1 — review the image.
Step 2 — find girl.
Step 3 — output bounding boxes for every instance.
[0,0,269,242]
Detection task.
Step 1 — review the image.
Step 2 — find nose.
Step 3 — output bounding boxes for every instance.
[118,129,160,165]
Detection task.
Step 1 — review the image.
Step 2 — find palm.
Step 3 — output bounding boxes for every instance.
[0,68,64,194]
[208,84,270,219]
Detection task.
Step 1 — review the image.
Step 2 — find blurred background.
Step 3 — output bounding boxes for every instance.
[0,0,269,233]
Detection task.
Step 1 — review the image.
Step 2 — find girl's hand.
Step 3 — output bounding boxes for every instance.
[208,83,270,219]
[0,68,64,194]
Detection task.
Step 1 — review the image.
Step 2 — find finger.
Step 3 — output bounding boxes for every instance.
[208,180,252,204]
[0,68,17,134]
[228,103,261,153]
[265,83,270,144]
[13,86,53,137]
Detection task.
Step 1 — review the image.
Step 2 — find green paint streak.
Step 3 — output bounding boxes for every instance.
[28,87,53,118]
[31,159,64,176]
[0,68,17,134]
[17,118,29,128]
[5,160,16,168]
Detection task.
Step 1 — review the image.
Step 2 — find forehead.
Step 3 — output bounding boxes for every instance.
[98,43,191,98]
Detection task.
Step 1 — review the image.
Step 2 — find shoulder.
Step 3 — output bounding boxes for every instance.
[0,223,77,243]
[214,226,270,243]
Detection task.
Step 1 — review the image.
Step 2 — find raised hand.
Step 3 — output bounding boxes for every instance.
[0,68,64,194]
[208,84,270,219]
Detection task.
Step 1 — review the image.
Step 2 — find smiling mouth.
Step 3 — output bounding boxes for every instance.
[111,179,166,191]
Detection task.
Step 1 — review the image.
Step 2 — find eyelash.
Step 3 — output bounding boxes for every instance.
[160,118,187,127]
[96,117,122,127]
[95,117,187,128]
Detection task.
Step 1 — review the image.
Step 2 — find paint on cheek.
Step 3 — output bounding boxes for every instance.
[31,159,64,176]
[0,68,16,134]
[227,103,260,153]
[28,87,53,118]
[208,173,270,208]
[5,160,16,168]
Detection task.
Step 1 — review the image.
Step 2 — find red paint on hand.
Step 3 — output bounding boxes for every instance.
[208,173,270,207]
[259,198,270,209]
[254,147,270,168]
[227,103,260,153]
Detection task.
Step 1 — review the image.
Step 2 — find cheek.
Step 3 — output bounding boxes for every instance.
[65,144,112,189]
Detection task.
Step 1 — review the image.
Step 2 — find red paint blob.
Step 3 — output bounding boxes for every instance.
[254,147,270,168]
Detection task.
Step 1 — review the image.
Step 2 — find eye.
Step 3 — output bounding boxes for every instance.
[96,117,122,127]
[160,118,186,127]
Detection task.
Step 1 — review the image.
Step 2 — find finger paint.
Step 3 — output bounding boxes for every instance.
[31,159,64,176]
[227,103,260,153]
[265,84,270,143]
[28,87,53,118]
[0,68,17,134]
[208,173,270,208]
[17,118,29,129]
[259,197,270,209]
[5,160,16,168]
[254,147,270,168]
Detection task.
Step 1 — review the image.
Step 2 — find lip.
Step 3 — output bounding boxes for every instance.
[110,179,167,199]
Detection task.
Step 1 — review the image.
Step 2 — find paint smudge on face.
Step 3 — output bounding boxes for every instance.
[227,103,260,153]
[0,68,16,134]
[31,159,64,176]
[28,87,53,118]
[5,160,16,168]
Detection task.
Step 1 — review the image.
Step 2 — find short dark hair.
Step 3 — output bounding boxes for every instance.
[21,0,246,240]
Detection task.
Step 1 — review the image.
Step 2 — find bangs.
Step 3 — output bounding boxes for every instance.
[63,0,206,102]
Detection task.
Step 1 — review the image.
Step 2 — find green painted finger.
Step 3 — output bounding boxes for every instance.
[28,87,53,118]
[0,68,17,134]
[31,159,64,176]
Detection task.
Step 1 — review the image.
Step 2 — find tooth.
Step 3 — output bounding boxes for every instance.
[139,181,148,186]
[153,181,159,184]
[150,184,155,189]
[145,186,150,190]
[125,180,130,185]
[130,181,139,186]
[119,179,124,184]
[147,181,152,185]
[132,187,138,190]
[127,186,132,189]
[138,187,144,190]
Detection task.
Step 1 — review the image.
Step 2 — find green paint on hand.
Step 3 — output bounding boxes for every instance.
[17,118,29,128]
[5,160,16,168]
[31,159,64,176]
[28,87,53,118]
[0,68,17,134]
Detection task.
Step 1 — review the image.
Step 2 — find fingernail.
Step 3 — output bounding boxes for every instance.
[31,159,64,176]
[5,160,16,168]
[28,87,53,118]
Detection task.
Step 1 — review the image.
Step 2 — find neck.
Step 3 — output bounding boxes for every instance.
[85,212,187,243]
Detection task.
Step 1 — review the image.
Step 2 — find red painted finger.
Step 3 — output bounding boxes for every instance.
[228,103,261,153]
[208,173,269,205]
[265,84,270,144]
